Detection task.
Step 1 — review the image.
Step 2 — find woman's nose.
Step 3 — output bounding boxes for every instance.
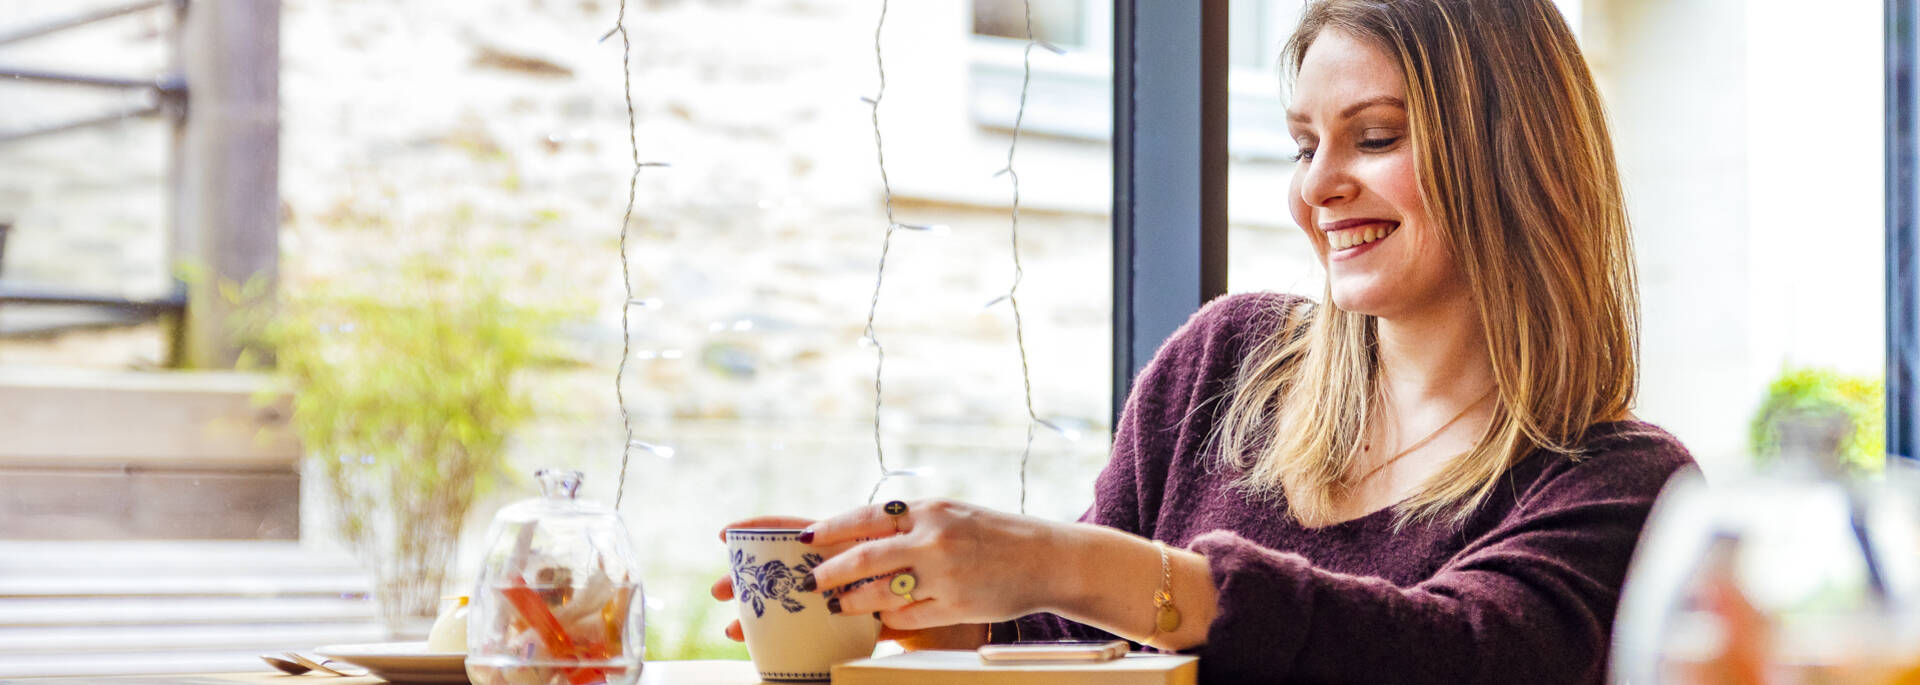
[1299,154,1357,208]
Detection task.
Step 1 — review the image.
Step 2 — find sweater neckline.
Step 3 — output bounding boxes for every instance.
[1300,419,1653,530]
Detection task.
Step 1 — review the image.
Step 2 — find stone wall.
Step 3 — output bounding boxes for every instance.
[0,0,1130,654]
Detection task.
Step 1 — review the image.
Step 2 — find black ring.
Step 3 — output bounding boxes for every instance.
[883,500,908,516]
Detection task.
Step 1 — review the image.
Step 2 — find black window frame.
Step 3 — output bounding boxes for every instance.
[1889,0,1918,462]
[1110,0,1230,428]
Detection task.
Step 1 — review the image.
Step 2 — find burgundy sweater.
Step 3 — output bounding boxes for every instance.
[1005,293,1695,684]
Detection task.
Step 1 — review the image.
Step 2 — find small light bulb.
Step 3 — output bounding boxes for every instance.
[630,440,677,459]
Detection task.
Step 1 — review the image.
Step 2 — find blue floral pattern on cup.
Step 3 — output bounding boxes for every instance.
[731,549,825,618]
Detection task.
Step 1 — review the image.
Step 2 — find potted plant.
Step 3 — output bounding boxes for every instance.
[1749,367,1886,474]
[248,253,562,633]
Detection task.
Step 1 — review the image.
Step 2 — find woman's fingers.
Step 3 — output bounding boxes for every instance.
[727,617,919,643]
[806,535,915,592]
[717,516,816,541]
[878,598,951,632]
[710,574,734,601]
[825,569,921,616]
[804,500,917,547]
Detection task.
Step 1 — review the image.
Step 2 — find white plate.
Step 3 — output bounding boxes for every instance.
[314,641,469,683]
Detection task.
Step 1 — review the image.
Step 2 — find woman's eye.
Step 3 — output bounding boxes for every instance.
[1292,147,1317,162]
[1358,136,1401,151]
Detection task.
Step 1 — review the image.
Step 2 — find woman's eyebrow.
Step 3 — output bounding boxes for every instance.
[1286,95,1407,123]
[1341,95,1405,118]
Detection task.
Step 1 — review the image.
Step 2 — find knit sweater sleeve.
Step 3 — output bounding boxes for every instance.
[1002,292,1297,644]
[1187,429,1693,684]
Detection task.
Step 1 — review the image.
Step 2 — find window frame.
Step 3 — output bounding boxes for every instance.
[1109,0,1230,427]
[1887,0,1918,462]
[967,1,1296,162]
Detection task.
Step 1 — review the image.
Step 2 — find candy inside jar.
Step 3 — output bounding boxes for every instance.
[467,470,646,685]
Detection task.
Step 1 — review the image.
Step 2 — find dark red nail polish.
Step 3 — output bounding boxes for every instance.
[798,529,815,544]
[827,597,842,615]
[797,573,817,593]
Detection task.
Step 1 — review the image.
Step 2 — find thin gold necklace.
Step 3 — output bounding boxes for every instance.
[1354,387,1495,485]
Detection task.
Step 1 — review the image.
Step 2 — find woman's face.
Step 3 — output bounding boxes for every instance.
[1287,29,1462,320]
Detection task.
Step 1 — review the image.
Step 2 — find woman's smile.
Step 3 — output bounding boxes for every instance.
[1323,220,1400,258]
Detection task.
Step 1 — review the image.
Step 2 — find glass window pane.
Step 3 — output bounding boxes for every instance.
[973,0,1087,47]
[1229,0,1270,70]
[0,0,1112,672]
[1229,0,1319,299]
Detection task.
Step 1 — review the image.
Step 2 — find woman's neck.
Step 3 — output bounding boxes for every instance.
[1375,292,1495,409]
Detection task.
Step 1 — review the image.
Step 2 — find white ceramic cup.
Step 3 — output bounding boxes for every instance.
[725,528,880,681]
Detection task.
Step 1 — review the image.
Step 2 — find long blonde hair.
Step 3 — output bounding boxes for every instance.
[1216,0,1638,528]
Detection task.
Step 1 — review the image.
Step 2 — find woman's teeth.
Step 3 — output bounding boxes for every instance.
[1329,223,1397,250]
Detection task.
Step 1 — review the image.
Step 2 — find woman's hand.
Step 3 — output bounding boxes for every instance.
[711,516,987,649]
[799,499,1059,632]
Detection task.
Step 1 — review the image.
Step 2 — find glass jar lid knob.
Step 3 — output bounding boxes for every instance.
[536,469,583,500]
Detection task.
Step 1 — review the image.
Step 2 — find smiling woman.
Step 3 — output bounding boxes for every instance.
[713,1,1694,683]
[1230,0,1644,531]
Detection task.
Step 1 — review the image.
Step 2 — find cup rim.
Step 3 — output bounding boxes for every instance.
[725,527,806,537]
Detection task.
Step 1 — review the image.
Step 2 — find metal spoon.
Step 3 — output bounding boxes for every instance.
[260,654,311,675]
[284,651,367,677]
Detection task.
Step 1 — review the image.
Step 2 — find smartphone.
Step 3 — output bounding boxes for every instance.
[977,639,1130,664]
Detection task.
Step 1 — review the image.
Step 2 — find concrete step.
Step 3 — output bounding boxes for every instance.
[0,541,372,599]
[0,649,306,679]
[0,541,363,575]
[0,573,372,599]
[0,539,389,678]
[0,622,389,654]
[0,596,377,627]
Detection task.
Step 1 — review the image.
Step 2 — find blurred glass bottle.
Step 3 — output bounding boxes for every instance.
[1612,409,1920,684]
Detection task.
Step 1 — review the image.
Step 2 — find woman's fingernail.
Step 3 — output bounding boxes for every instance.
[827,597,842,615]
[797,573,817,593]
[798,529,815,544]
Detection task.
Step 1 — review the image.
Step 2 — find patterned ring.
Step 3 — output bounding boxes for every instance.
[889,572,918,604]
[883,500,909,532]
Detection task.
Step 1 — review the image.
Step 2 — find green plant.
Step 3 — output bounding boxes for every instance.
[1749,367,1886,474]
[247,253,565,631]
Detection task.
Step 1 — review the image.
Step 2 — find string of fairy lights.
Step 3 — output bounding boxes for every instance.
[858,0,1065,513]
[606,0,671,511]
[608,0,1065,514]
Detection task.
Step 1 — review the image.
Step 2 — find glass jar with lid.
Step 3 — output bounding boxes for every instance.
[467,469,645,685]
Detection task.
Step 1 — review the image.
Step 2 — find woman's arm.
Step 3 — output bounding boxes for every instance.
[803,429,1686,684]
[794,499,1217,648]
[1183,440,1690,684]
[794,295,1290,644]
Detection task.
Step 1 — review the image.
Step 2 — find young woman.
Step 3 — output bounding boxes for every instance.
[716,0,1693,682]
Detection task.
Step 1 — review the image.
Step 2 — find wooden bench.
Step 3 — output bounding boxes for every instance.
[0,367,300,540]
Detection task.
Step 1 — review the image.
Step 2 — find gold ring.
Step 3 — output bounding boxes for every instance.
[889,572,918,603]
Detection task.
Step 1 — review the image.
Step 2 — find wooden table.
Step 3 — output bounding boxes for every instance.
[0,661,770,685]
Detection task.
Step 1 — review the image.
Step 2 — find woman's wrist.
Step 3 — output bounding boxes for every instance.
[1037,522,1104,618]
[1042,523,1215,651]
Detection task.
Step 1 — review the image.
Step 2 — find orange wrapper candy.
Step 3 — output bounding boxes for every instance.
[501,584,605,685]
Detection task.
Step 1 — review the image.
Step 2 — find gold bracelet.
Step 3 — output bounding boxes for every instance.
[1143,540,1181,644]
